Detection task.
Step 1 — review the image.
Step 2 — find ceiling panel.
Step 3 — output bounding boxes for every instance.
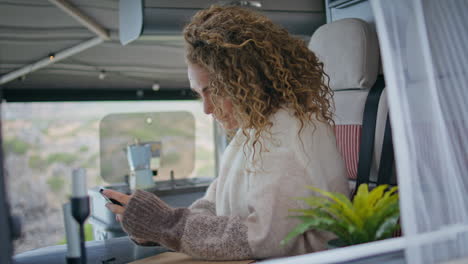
[0,1,83,28]
[3,70,188,90]
[0,0,325,95]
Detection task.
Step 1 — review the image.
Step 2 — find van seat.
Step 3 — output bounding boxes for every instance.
[308,18,390,186]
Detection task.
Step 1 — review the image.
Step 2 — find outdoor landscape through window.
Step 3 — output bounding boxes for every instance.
[2,101,215,254]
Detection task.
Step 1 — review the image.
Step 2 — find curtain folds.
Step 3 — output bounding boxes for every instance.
[372,0,468,263]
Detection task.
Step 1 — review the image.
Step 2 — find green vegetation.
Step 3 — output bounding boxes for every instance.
[63,119,98,137]
[162,152,181,166]
[79,145,89,153]
[196,164,214,177]
[58,223,94,245]
[40,125,49,135]
[47,175,65,193]
[47,152,78,166]
[94,175,104,186]
[84,153,98,168]
[101,165,113,179]
[197,148,213,161]
[85,223,94,241]
[4,137,30,155]
[282,184,400,247]
[28,155,47,170]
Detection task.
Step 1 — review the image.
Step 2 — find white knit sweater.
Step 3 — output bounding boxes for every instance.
[122,108,349,260]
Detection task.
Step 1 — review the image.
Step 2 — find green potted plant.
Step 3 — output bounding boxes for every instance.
[281,184,400,248]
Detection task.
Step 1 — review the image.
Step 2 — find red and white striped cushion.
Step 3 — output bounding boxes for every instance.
[335,125,403,237]
[334,125,361,180]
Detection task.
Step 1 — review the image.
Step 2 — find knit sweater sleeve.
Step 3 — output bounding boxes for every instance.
[125,178,218,247]
[121,189,252,260]
[188,178,217,216]
[121,146,333,260]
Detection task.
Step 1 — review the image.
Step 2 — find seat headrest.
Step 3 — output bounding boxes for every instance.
[308,18,380,90]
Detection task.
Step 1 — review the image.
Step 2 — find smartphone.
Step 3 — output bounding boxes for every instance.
[99,188,123,206]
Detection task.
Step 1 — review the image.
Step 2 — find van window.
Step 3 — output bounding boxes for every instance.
[2,100,214,253]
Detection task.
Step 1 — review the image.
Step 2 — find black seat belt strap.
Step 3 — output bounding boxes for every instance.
[354,77,385,195]
[377,113,395,186]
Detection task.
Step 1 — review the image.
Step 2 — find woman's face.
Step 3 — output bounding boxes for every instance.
[187,64,239,130]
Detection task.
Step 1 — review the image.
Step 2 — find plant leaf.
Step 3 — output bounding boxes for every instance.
[374,187,398,211]
[297,196,333,209]
[367,185,388,209]
[375,212,400,240]
[306,186,363,228]
[313,208,356,244]
[285,185,400,246]
[281,216,334,246]
[366,199,400,237]
[297,192,358,228]
[353,184,369,218]
[374,193,399,214]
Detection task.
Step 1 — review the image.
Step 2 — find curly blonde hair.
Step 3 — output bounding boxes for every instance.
[184,5,334,152]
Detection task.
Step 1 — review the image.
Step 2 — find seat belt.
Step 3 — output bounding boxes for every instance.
[377,113,395,186]
[354,77,385,196]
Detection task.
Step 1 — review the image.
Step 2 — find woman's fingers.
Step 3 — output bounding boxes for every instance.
[106,203,125,215]
[102,189,131,205]
[102,189,131,221]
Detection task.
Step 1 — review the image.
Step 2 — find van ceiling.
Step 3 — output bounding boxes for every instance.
[0,0,325,96]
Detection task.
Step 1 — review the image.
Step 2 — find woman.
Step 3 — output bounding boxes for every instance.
[103,5,349,261]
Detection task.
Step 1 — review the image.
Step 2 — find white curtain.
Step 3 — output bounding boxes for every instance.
[372,0,468,263]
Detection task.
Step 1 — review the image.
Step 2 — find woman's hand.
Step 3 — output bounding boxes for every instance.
[102,189,131,222]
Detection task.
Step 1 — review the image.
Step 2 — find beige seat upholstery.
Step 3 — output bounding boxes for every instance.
[308,18,390,185]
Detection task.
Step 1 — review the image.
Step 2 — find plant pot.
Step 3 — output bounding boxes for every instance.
[327,238,347,249]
